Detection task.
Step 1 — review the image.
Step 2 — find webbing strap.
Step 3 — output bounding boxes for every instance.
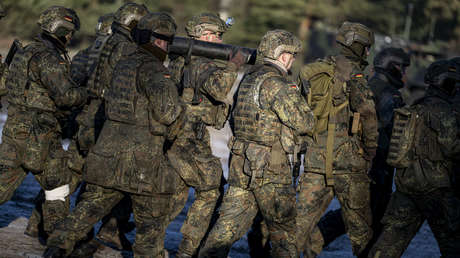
[325,97,349,186]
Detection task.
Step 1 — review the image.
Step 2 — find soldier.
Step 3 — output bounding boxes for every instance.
[296,21,378,257]
[0,5,87,236]
[75,2,147,154]
[369,59,460,257]
[314,48,411,254]
[70,3,147,250]
[166,13,246,257]
[199,29,316,258]
[44,12,183,258]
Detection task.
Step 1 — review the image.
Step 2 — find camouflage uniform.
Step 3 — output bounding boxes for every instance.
[200,30,316,258]
[369,60,460,258]
[297,22,378,257]
[166,13,242,257]
[74,3,147,153]
[45,13,182,258]
[315,48,411,252]
[0,2,6,96]
[0,6,87,234]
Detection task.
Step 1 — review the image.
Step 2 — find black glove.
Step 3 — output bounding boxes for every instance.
[43,247,67,258]
[229,47,246,68]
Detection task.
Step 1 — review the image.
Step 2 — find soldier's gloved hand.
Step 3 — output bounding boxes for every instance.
[43,247,67,258]
[229,48,247,68]
[363,147,377,161]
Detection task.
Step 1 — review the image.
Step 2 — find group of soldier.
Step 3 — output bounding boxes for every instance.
[0,2,459,258]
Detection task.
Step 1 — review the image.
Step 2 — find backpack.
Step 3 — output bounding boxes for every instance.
[386,105,420,168]
[299,58,339,135]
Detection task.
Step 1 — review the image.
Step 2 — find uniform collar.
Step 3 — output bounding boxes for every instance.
[263,58,288,76]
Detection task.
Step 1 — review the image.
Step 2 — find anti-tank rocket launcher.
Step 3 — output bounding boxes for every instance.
[168,36,257,65]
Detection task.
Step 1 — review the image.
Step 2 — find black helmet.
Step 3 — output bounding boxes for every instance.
[424,59,460,96]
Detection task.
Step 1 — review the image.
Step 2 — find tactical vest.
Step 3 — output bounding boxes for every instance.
[105,55,166,135]
[233,66,282,146]
[181,57,229,129]
[86,33,130,98]
[6,42,58,112]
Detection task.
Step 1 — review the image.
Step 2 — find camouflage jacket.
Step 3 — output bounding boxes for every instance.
[4,34,87,124]
[85,47,183,196]
[168,55,238,141]
[70,46,90,87]
[229,61,316,186]
[396,87,460,194]
[0,61,7,97]
[301,55,378,173]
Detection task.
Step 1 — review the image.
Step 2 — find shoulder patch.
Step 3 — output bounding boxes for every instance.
[354,73,364,78]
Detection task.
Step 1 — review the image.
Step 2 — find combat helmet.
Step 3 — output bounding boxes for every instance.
[114,2,148,29]
[336,21,374,62]
[424,59,460,95]
[96,13,115,36]
[336,21,374,48]
[374,47,410,70]
[258,29,301,61]
[38,6,80,36]
[134,12,176,44]
[185,13,228,38]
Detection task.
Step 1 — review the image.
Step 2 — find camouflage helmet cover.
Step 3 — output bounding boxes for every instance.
[185,13,228,37]
[114,2,148,27]
[136,12,177,41]
[258,29,302,60]
[374,47,410,70]
[336,21,374,48]
[96,13,115,36]
[424,59,460,89]
[38,6,80,35]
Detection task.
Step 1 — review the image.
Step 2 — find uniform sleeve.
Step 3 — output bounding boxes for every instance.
[200,61,239,102]
[261,77,316,136]
[34,52,87,108]
[349,76,378,150]
[140,62,183,126]
[70,48,90,86]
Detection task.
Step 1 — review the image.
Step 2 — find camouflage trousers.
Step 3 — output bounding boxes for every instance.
[0,134,80,234]
[167,136,223,256]
[296,172,373,257]
[369,189,460,258]
[46,183,172,257]
[199,183,297,258]
[313,165,394,252]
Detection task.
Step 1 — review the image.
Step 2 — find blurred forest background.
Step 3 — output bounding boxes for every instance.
[0,0,459,86]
